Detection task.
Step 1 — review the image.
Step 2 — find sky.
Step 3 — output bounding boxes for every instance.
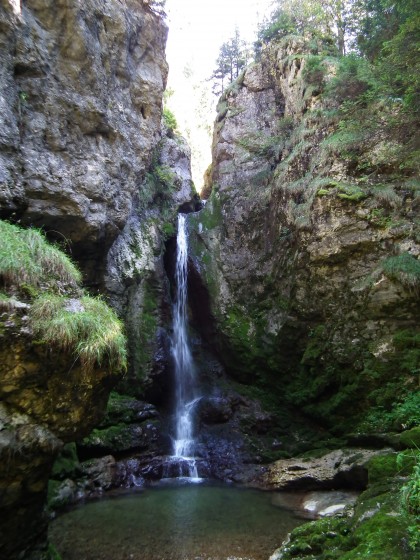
[164,0,274,190]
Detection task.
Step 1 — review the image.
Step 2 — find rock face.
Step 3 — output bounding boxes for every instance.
[190,37,419,446]
[0,306,120,560]
[0,1,193,558]
[0,0,168,279]
[105,121,196,397]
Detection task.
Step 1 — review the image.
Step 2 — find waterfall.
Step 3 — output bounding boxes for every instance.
[170,213,199,478]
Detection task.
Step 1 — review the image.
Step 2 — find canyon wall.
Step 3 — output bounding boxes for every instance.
[0,0,168,277]
[190,37,419,450]
[0,1,194,557]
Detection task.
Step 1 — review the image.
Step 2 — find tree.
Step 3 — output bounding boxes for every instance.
[256,0,362,56]
[210,29,250,96]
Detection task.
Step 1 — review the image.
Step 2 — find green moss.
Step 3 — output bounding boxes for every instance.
[161,221,175,238]
[82,424,133,451]
[336,183,368,202]
[102,392,149,425]
[279,517,350,559]
[367,208,394,229]
[278,475,417,559]
[367,454,400,483]
[400,427,420,448]
[193,188,223,231]
[301,326,326,365]
[47,480,61,505]
[45,544,62,560]
[137,285,158,366]
[344,513,407,559]
[367,451,417,486]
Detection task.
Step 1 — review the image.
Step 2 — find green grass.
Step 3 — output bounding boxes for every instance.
[0,220,81,290]
[0,219,127,372]
[30,294,127,372]
[382,253,420,293]
[400,452,420,551]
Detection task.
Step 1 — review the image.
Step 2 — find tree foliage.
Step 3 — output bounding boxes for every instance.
[253,0,419,112]
[256,0,362,56]
[210,29,251,96]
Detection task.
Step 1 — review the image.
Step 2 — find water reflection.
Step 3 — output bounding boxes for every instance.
[50,482,304,560]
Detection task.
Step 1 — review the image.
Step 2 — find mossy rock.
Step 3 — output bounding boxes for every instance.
[79,420,160,455]
[277,517,350,559]
[342,512,408,559]
[51,443,80,480]
[101,392,158,427]
[399,426,420,448]
[367,453,400,483]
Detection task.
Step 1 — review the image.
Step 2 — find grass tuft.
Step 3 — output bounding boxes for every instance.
[0,220,81,291]
[382,253,420,294]
[30,294,127,372]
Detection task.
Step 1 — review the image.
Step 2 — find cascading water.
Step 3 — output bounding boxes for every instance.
[169,213,200,479]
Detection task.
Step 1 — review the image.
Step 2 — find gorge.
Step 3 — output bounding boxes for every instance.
[0,1,419,559]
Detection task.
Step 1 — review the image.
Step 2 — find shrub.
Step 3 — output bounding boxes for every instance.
[303,55,326,88]
[0,220,81,290]
[163,107,178,133]
[30,294,127,372]
[326,54,380,104]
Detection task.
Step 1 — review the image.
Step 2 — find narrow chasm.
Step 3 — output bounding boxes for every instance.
[2,0,419,558]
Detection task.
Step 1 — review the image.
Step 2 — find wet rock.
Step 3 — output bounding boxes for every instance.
[48,479,79,510]
[198,396,234,424]
[78,421,161,459]
[81,456,119,491]
[271,490,359,519]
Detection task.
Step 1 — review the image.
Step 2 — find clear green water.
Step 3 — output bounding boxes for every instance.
[49,482,304,560]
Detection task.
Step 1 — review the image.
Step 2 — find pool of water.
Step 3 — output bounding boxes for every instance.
[49,481,305,560]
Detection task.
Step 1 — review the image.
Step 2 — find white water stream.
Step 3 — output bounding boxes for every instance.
[170,214,200,478]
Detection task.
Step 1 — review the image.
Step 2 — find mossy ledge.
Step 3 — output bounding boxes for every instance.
[0,219,127,372]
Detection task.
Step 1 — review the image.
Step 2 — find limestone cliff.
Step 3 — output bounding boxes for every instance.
[0,0,168,279]
[190,37,419,449]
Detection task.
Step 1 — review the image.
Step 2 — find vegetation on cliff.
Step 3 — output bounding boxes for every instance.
[190,3,419,557]
[195,0,419,441]
[0,220,127,372]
